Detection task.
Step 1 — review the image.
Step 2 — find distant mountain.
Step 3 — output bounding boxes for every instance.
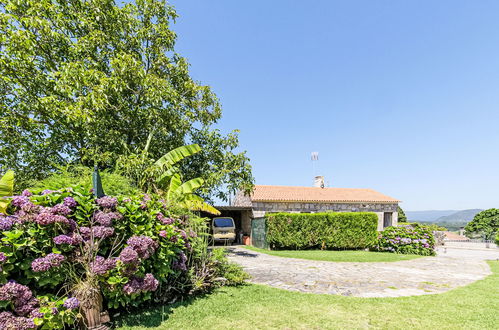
[406,209,483,231]
[435,209,482,224]
[406,210,458,222]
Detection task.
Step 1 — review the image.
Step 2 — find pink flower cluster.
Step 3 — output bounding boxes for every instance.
[90,256,116,275]
[126,236,158,259]
[94,211,122,227]
[156,212,174,225]
[53,234,82,246]
[96,196,118,209]
[123,273,158,295]
[79,226,114,240]
[31,253,65,272]
[0,282,39,321]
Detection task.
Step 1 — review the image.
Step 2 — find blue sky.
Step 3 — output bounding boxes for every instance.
[168,0,499,211]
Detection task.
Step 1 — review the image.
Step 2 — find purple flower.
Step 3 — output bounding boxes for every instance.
[29,309,43,318]
[126,236,158,259]
[156,213,174,225]
[123,273,158,295]
[96,196,117,209]
[159,230,167,238]
[0,252,7,263]
[172,252,187,271]
[63,297,79,309]
[11,196,30,208]
[90,256,116,275]
[50,203,72,216]
[21,190,32,197]
[53,235,75,245]
[51,307,58,315]
[0,216,14,231]
[35,209,71,227]
[0,282,39,317]
[79,226,114,240]
[0,312,36,330]
[63,197,77,208]
[94,211,122,227]
[41,190,54,195]
[119,247,139,265]
[31,253,65,272]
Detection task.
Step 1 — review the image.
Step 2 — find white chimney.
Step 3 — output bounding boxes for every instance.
[314,176,325,188]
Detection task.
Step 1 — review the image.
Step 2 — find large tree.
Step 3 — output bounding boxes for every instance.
[0,0,252,199]
[465,209,498,240]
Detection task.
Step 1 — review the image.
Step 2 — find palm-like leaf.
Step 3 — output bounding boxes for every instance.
[181,194,220,215]
[167,174,182,201]
[154,144,201,170]
[178,178,204,195]
[0,170,14,213]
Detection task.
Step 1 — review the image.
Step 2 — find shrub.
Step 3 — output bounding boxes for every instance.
[0,186,210,328]
[29,166,140,196]
[376,225,436,256]
[266,212,378,250]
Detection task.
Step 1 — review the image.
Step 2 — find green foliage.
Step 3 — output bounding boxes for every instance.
[0,170,14,213]
[210,248,249,286]
[266,212,378,250]
[398,206,408,222]
[464,209,498,240]
[0,185,213,326]
[376,225,436,256]
[30,166,140,196]
[0,0,253,199]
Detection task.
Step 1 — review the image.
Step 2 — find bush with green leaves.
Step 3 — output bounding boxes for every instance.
[376,225,436,256]
[266,212,378,250]
[464,208,498,240]
[29,166,140,196]
[0,186,212,328]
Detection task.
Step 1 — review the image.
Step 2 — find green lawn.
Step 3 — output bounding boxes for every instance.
[242,245,423,262]
[116,261,499,330]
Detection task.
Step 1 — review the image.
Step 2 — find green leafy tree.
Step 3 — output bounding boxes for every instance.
[464,209,498,240]
[397,206,408,222]
[0,0,253,199]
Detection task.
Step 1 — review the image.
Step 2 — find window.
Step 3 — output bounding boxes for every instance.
[383,212,393,228]
[213,218,235,228]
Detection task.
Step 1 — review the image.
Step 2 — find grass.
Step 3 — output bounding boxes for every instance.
[117,261,499,330]
[242,245,423,262]
[115,261,499,330]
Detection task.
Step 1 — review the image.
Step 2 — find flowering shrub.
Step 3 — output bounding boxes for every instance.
[375,225,436,256]
[0,186,208,327]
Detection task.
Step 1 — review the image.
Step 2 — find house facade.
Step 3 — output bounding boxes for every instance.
[228,184,400,237]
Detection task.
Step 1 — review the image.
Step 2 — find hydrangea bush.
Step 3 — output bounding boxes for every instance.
[0,186,207,328]
[375,225,436,256]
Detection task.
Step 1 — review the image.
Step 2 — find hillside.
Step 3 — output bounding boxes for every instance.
[405,210,457,222]
[435,209,482,223]
[406,209,483,231]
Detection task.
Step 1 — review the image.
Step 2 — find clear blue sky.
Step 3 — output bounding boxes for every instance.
[168,0,499,211]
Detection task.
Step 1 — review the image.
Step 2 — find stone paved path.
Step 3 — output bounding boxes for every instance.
[227,246,499,298]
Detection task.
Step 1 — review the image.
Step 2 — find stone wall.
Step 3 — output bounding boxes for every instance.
[252,201,398,213]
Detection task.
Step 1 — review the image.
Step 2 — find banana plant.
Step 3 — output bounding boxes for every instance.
[154,143,201,187]
[0,170,14,213]
[166,173,220,215]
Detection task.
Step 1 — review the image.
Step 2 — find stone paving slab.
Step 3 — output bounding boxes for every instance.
[227,247,498,298]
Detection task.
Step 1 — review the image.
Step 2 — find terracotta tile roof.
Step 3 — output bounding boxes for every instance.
[443,231,470,241]
[234,185,400,205]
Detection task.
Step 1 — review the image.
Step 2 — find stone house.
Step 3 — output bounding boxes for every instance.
[222,184,400,239]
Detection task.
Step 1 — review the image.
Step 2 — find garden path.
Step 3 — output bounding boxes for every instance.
[227,246,499,298]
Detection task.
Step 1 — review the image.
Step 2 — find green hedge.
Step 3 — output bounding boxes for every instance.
[266,212,378,250]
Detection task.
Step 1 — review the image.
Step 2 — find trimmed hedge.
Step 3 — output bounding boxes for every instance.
[266,212,378,250]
